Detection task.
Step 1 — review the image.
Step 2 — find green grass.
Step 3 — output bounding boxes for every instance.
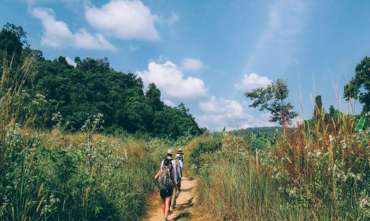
[0,127,169,221]
[0,57,171,220]
[188,118,370,221]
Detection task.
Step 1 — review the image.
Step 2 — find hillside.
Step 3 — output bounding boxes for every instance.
[0,23,202,139]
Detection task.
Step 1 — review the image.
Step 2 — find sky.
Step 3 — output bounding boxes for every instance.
[1,0,369,131]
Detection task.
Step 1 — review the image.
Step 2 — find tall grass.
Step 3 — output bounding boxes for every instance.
[0,54,34,141]
[188,114,369,220]
[1,127,168,221]
[0,56,169,220]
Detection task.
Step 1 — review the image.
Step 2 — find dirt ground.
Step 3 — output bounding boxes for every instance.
[142,176,214,221]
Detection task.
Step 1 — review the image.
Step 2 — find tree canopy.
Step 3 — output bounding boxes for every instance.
[245,79,297,127]
[0,23,202,139]
[344,56,370,113]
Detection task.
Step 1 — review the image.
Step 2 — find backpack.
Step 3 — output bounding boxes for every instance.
[158,158,173,190]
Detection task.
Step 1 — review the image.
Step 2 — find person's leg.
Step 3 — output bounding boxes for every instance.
[160,191,165,215]
[161,198,165,215]
[178,176,182,193]
[177,182,181,196]
[164,196,171,219]
[179,168,182,191]
[170,186,177,210]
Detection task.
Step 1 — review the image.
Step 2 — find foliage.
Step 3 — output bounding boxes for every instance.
[312,95,324,121]
[0,23,26,67]
[305,95,370,135]
[0,23,173,220]
[0,126,168,221]
[232,126,282,136]
[187,135,222,174]
[188,117,370,220]
[344,56,370,113]
[246,79,297,127]
[244,133,271,152]
[232,127,281,149]
[0,23,202,139]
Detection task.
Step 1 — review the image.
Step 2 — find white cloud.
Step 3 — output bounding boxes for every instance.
[163,99,176,107]
[138,61,207,99]
[181,58,204,72]
[74,29,113,50]
[199,97,243,118]
[198,97,274,131]
[85,0,159,41]
[65,56,76,67]
[32,7,115,51]
[235,73,272,92]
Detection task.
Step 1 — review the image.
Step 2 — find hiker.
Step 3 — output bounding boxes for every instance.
[175,148,184,190]
[154,149,178,221]
[170,149,182,210]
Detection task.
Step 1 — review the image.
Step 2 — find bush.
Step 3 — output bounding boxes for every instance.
[188,135,222,174]
[0,126,167,221]
[189,123,370,220]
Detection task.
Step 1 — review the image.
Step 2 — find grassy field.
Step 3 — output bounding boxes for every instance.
[1,38,369,221]
[0,125,171,221]
[0,61,171,221]
[187,116,370,220]
[1,69,369,221]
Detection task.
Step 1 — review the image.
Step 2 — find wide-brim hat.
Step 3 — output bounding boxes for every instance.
[167,149,173,155]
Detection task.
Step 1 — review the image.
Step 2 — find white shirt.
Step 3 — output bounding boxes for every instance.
[160,157,178,184]
[176,154,184,169]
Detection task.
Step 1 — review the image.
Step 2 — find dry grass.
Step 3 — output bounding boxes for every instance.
[0,55,170,220]
[188,114,369,220]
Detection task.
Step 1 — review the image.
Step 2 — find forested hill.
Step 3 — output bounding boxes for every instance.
[0,23,203,139]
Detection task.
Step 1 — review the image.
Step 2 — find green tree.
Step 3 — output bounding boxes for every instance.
[145,83,163,111]
[0,23,26,65]
[313,95,325,121]
[344,56,370,112]
[0,23,203,139]
[246,79,297,129]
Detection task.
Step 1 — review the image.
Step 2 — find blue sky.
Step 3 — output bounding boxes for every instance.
[1,0,369,130]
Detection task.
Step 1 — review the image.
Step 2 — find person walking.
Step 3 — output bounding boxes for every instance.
[175,148,184,191]
[170,149,182,210]
[154,149,178,221]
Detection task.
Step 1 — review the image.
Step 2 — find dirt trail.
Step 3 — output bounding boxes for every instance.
[142,177,212,221]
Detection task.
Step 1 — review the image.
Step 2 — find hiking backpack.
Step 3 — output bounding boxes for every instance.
[158,158,173,190]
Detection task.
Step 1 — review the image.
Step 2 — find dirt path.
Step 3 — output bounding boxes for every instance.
[142,177,212,221]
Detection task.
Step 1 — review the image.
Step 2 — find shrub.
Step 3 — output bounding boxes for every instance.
[189,121,370,220]
[188,135,222,174]
[0,126,167,221]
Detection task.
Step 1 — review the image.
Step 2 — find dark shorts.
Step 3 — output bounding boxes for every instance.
[160,188,173,199]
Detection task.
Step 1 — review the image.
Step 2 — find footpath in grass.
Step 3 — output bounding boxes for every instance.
[142,176,214,221]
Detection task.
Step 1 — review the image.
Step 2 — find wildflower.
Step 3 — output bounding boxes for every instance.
[329,134,334,142]
[360,196,370,208]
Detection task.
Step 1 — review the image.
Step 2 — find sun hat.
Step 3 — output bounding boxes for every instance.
[167,149,173,155]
